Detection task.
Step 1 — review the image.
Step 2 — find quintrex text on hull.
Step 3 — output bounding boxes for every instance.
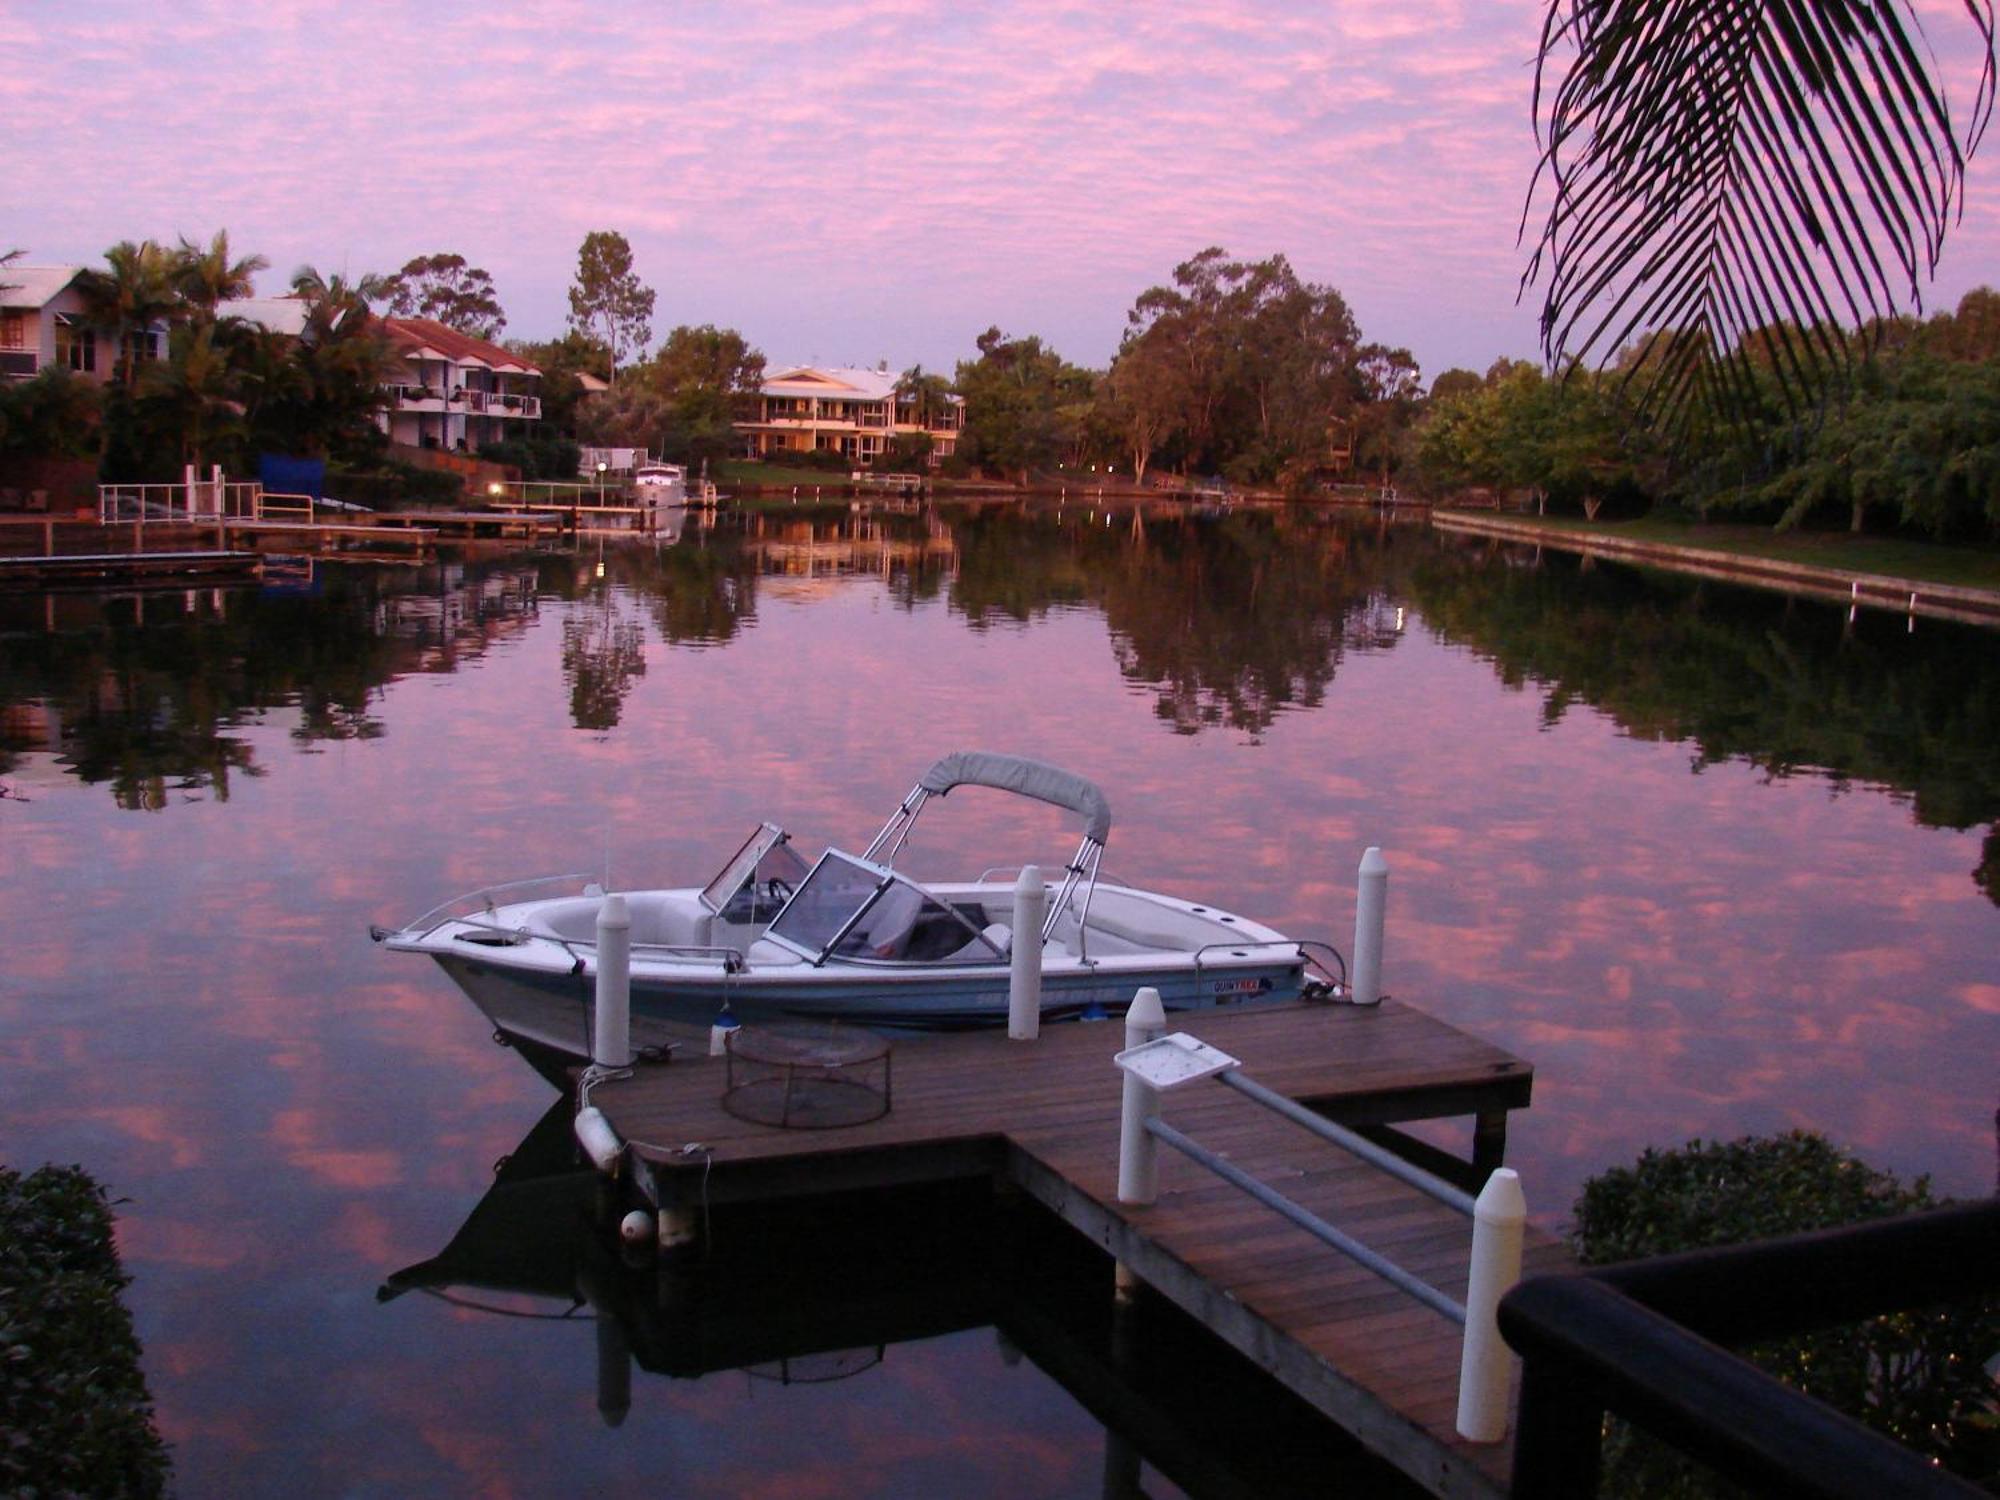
[373,752,1346,1048]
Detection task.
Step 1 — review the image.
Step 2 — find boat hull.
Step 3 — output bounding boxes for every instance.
[432,948,1303,1053]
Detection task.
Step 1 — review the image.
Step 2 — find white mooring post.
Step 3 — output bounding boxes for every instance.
[1114,987,1168,1298]
[1008,865,1047,1039]
[1352,846,1388,1006]
[593,893,632,1069]
[1455,1167,1528,1442]
[1116,988,1167,1206]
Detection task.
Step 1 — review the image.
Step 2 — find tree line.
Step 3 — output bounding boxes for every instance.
[8,228,1997,542]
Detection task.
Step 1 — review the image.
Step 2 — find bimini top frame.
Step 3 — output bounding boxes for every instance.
[862,751,1110,952]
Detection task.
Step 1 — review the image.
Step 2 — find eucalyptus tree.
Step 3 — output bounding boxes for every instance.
[1101,331,1186,483]
[381,252,506,339]
[565,231,655,383]
[1522,0,1997,438]
[954,327,1093,484]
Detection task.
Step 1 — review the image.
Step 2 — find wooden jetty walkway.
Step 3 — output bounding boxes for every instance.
[588,999,1570,1498]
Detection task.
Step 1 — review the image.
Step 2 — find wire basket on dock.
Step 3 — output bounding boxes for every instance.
[722,1022,892,1129]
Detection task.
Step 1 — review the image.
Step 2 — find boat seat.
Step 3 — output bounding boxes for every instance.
[941,923,1012,963]
[1075,893,1194,951]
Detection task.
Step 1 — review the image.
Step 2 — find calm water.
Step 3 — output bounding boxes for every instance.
[2,499,1996,1496]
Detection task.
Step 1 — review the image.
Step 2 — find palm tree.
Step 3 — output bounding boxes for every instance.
[172,230,268,321]
[895,365,954,429]
[289,267,394,455]
[138,321,241,470]
[74,240,178,390]
[1522,0,1996,435]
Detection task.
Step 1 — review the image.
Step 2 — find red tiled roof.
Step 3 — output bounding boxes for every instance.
[380,317,539,374]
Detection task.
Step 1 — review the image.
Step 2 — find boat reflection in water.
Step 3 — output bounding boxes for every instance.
[379,1095,1426,1497]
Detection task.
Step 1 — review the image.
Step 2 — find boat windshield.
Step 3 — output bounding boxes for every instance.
[699,824,810,924]
[767,851,989,963]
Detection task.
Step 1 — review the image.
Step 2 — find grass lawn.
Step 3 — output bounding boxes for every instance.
[716,459,854,488]
[1464,512,2000,591]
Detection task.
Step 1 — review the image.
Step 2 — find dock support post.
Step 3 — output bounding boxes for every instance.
[1352,846,1388,1006]
[1455,1167,1527,1442]
[593,893,632,1069]
[1008,865,1046,1039]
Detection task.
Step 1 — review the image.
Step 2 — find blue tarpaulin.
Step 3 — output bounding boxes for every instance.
[258,454,325,502]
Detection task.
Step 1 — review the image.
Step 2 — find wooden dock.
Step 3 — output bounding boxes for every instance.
[0,547,263,586]
[588,1000,1569,1498]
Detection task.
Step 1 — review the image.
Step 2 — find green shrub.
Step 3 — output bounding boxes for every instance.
[325,459,463,509]
[477,435,580,481]
[0,1165,169,1497]
[1573,1132,2000,1494]
[756,447,849,473]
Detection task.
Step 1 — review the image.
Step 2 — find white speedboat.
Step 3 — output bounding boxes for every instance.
[374,752,1343,1046]
[631,463,688,509]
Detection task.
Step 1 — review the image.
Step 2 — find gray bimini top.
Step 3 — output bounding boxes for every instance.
[917,751,1113,845]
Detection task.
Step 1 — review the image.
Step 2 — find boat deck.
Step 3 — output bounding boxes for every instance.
[589,999,1564,1498]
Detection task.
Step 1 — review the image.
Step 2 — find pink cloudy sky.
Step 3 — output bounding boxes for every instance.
[8,0,1997,382]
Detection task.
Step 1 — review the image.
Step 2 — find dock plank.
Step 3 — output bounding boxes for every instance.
[591,999,1567,1499]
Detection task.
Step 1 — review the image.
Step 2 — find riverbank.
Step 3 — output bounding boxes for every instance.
[1433,511,2000,628]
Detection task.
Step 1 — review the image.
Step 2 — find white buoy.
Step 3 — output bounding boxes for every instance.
[1352,847,1388,1006]
[574,1106,622,1175]
[1116,987,1167,1206]
[709,1002,739,1057]
[1455,1167,1528,1442]
[619,1209,655,1246]
[1008,865,1047,1040]
[593,893,632,1069]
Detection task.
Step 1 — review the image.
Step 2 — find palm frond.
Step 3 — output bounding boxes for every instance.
[1523,0,1996,438]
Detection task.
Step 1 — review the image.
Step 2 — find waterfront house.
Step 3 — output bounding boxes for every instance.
[0,265,166,383]
[736,366,963,467]
[376,318,542,452]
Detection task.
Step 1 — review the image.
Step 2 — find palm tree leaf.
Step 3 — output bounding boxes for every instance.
[1523,0,1995,439]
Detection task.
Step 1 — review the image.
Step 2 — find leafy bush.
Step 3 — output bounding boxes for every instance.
[478,435,580,481]
[325,459,463,509]
[1573,1132,1999,1494]
[756,447,849,473]
[0,1164,169,1497]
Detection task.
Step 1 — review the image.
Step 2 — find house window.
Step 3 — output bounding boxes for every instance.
[54,317,95,374]
[122,330,161,365]
[0,312,24,350]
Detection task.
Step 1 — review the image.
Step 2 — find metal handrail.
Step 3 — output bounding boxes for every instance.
[393,873,600,939]
[1188,937,1349,993]
[1147,1117,1468,1323]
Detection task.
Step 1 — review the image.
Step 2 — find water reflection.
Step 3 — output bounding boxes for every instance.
[2,500,1995,1494]
[382,1099,1423,1498]
[1409,536,2000,906]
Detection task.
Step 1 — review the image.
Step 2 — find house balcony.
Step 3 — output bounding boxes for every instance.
[386,385,539,420]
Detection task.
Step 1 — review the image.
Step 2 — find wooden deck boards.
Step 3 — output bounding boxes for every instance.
[590,1000,1565,1499]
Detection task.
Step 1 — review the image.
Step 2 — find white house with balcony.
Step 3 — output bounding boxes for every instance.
[377,317,542,452]
[736,366,962,467]
[0,264,168,383]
